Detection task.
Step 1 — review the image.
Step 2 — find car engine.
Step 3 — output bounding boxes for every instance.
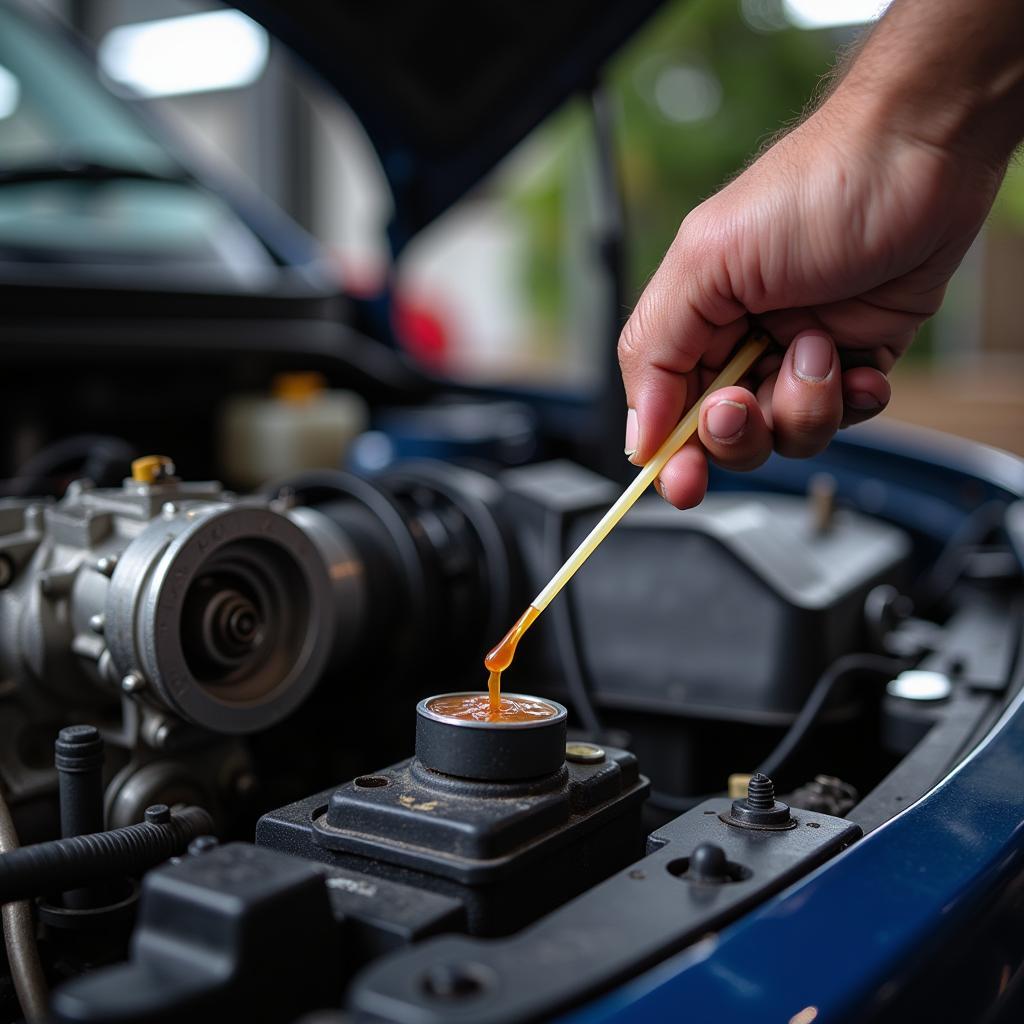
[1,436,1019,1023]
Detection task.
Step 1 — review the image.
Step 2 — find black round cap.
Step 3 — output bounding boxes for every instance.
[55,725,104,773]
[415,693,567,781]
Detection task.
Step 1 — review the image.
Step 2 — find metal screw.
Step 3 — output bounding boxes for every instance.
[162,502,178,518]
[145,804,171,825]
[88,613,105,634]
[565,742,606,765]
[95,555,118,577]
[121,672,146,694]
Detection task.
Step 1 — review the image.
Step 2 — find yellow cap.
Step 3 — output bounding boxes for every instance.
[131,455,176,484]
[273,372,327,403]
[727,773,752,800]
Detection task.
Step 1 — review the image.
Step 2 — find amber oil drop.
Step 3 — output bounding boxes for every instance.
[483,605,540,714]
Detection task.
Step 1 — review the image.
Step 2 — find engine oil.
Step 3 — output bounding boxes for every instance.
[483,604,539,713]
[425,692,558,724]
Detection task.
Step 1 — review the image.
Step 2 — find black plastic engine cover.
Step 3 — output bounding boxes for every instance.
[502,461,911,724]
[50,843,340,1024]
[257,746,649,936]
[347,799,861,1023]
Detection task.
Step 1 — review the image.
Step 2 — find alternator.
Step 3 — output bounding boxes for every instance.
[0,459,359,734]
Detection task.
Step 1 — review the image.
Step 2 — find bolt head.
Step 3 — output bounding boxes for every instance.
[89,613,105,634]
[565,742,605,765]
[95,555,118,577]
[144,804,171,825]
[121,672,145,694]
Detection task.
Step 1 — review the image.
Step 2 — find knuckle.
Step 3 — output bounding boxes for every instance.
[617,318,641,370]
[677,204,715,248]
[678,201,729,261]
[787,406,833,436]
[617,297,657,370]
[774,399,841,459]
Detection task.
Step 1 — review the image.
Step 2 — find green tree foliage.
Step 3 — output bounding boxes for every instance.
[507,0,837,329]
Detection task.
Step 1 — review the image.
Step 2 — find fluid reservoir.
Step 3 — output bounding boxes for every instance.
[219,373,367,488]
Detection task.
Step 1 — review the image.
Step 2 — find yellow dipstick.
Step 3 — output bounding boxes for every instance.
[485,329,771,707]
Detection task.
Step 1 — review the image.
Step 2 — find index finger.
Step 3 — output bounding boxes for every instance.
[617,283,748,464]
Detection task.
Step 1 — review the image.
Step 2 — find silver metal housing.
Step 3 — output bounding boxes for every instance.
[0,474,363,734]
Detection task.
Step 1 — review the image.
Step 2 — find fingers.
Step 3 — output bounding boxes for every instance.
[840,365,891,427]
[656,343,887,510]
[620,316,749,465]
[656,443,708,510]
[770,331,844,458]
[618,214,748,466]
[697,386,773,471]
[656,386,771,509]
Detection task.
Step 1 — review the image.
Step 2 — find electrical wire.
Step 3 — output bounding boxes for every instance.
[915,501,1009,612]
[754,653,907,782]
[0,787,48,1024]
[5,434,135,498]
[646,653,908,813]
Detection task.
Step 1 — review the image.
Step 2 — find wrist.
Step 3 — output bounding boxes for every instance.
[829,1,1024,173]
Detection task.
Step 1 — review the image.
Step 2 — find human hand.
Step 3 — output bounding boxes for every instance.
[617,90,1007,509]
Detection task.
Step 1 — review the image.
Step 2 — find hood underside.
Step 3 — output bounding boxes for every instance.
[234,1,665,250]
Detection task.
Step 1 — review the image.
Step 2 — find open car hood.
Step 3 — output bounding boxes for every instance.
[234,1,665,251]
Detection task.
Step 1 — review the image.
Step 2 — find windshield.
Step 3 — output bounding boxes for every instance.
[0,1,278,282]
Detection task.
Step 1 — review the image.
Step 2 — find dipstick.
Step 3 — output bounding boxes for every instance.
[485,329,771,696]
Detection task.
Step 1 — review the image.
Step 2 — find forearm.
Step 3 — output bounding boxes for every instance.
[832,0,1024,169]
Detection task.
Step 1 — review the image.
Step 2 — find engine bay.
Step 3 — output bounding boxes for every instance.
[1,439,1021,1023]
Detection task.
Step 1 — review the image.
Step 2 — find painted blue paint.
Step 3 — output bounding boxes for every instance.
[563,674,1024,1023]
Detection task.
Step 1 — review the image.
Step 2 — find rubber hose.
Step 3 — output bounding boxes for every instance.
[0,806,213,906]
[0,787,49,1024]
